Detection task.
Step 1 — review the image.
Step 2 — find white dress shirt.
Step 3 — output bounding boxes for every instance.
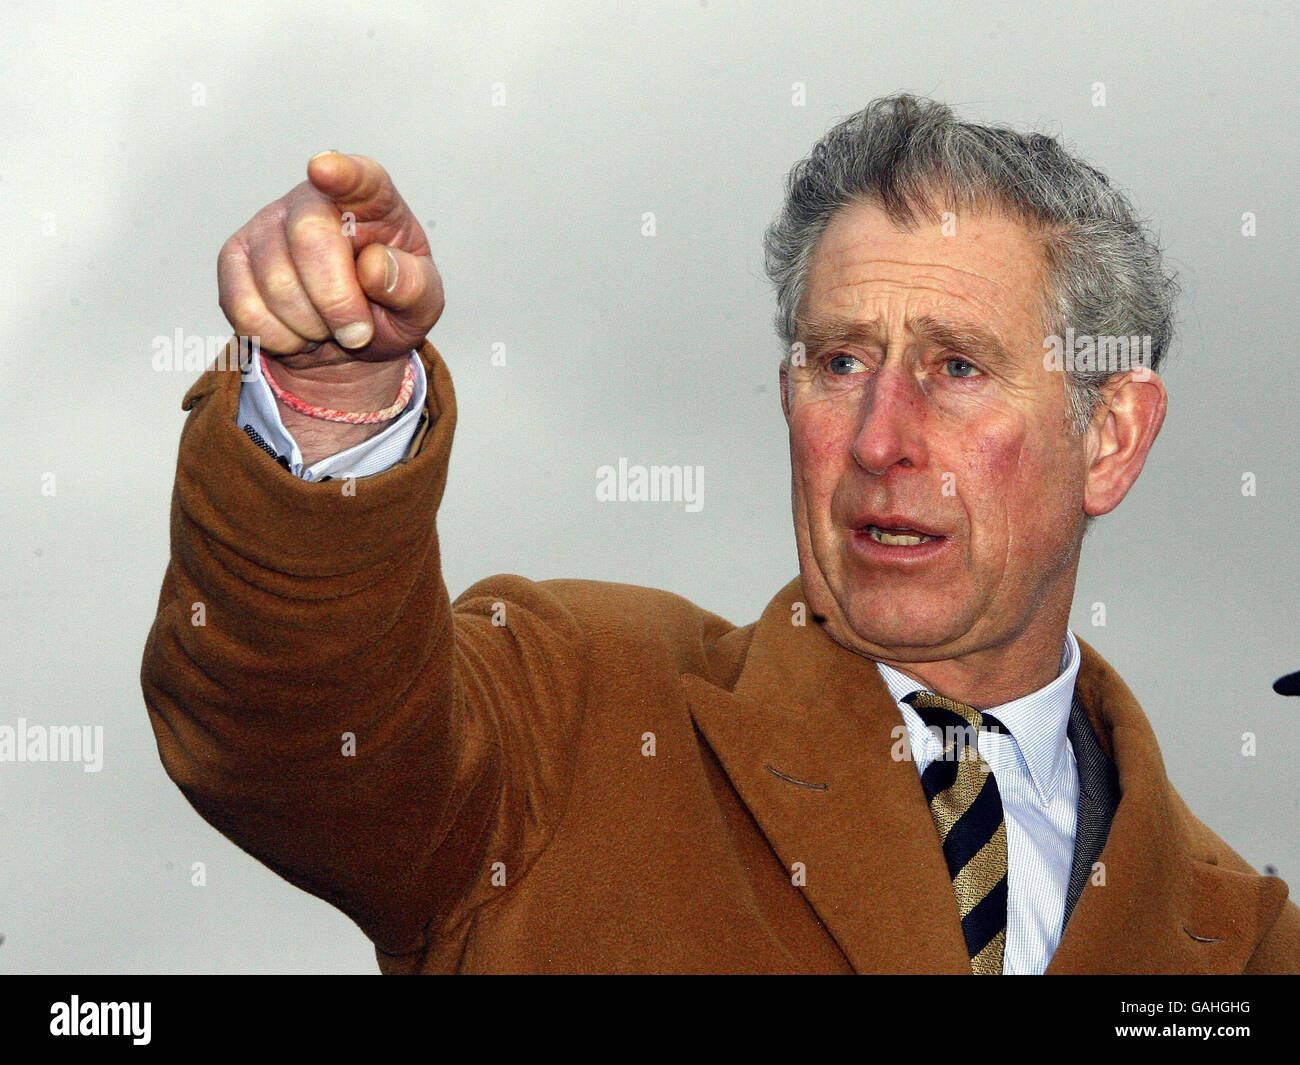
[239,353,1083,973]
[874,632,1083,974]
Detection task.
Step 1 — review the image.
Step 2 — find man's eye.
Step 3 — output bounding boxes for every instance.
[827,353,865,375]
[943,357,980,378]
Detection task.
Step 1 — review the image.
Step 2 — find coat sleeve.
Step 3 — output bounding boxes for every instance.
[139,338,588,957]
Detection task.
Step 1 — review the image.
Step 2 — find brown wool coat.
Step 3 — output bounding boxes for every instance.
[141,340,1300,974]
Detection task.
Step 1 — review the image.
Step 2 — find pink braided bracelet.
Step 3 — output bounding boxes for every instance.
[261,354,415,425]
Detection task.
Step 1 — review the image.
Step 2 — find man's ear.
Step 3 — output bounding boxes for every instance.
[780,362,791,422]
[1083,370,1168,517]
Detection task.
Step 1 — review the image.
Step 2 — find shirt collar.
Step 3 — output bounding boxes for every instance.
[873,630,1082,804]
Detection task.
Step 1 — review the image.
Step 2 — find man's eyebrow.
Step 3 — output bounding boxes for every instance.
[909,315,1017,366]
[794,313,887,352]
[794,312,1016,367]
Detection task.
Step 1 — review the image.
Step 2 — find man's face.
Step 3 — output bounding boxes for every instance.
[783,198,1090,669]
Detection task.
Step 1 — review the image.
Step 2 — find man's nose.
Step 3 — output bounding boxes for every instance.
[851,365,928,475]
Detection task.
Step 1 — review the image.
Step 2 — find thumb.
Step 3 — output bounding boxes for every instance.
[356,242,445,335]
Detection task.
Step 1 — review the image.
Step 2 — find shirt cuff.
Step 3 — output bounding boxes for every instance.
[236,351,427,481]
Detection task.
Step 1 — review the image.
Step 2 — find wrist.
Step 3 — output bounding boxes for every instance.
[261,354,416,467]
[265,355,410,412]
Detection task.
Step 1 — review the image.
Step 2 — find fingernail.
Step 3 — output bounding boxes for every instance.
[334,322,373,349]
[383,248,398,293]
[309,149,339,161]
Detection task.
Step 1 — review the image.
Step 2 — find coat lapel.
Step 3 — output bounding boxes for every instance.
[684,578,1288,974]
[1046,637,1287,972]
[682,576,970,973]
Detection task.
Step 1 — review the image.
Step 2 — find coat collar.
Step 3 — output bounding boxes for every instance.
[682,576,1287,973]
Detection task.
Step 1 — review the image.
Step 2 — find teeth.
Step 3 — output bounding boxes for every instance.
[867,525,932,546]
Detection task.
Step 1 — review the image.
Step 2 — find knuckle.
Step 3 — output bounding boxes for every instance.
[355,157,396,206]
[223,294,268,332]
[420,265,446,314]
[217,234,246,272]
[287,213,342,251]
[314,287,362,322]
[259,267,303,306]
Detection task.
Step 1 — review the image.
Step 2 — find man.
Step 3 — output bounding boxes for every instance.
[141,94,1300,973]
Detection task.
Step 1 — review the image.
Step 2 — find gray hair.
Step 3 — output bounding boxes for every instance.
[763,93,1179,433]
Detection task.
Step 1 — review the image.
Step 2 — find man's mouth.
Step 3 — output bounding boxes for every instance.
[864,524,937,546]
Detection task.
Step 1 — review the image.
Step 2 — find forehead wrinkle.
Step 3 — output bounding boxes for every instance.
[807,261,1038,351]
[820,254,1014,294]
[819,278,1002,315]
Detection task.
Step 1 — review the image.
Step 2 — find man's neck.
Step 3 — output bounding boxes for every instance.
[871,622,1069,710]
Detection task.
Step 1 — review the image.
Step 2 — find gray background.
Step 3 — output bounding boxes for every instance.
[1,0,1295,973]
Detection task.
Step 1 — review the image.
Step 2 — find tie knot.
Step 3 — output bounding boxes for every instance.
[905,690,983,730]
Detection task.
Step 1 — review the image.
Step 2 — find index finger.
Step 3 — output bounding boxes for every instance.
[305,152,407,224]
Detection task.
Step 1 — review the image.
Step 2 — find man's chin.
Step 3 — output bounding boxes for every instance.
[823,613,963,662]
[811,581,970,662]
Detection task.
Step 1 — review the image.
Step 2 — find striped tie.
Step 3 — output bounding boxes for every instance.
[904,690,1008,975]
